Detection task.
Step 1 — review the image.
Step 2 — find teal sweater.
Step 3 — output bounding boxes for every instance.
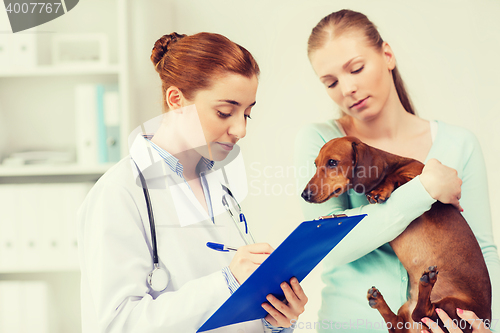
[294,120,500,332]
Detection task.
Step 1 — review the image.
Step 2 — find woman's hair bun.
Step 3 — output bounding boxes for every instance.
[151,32,186,69]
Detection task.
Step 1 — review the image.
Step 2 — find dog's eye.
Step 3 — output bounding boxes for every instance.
[328,159,338,167]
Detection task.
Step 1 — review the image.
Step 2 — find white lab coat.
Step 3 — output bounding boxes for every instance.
[77,133,266,333]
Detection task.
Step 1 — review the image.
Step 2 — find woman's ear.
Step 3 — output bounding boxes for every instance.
[382,42,396,71]
[165,86,187,112]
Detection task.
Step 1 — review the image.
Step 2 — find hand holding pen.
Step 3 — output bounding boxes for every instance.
[227,243,274,285]
[207,242,273,284]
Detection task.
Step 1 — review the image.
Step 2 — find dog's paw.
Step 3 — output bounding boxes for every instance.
[366,187,392,204]
[367,286,384,308]
[420,266,439,286]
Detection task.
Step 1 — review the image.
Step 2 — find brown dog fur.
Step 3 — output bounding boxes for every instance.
[301,136,491,333]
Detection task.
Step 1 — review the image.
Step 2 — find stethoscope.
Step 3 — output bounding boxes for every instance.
[134,161,253,292]
[221,184,255,245]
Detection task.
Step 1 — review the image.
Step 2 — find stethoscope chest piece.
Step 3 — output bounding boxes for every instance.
[148,264,169,292]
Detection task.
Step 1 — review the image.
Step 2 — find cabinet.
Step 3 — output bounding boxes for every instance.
[0,0,130,332]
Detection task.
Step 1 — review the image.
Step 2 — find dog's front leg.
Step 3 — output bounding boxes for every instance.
[366,162,422,203]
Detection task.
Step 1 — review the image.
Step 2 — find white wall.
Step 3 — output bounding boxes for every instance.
[128,0,500,329]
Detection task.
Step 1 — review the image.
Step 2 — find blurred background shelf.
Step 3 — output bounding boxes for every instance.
[0,0,130,332]
[0,163,114,177]
[0,64,121,77]
[0,164,114,184]
[0,266,80,274]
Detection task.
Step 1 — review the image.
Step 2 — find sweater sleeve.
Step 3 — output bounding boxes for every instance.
[294,124,436,266]
[456,133,500,329]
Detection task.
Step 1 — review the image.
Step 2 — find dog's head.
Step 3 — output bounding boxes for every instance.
[301,136,387,203]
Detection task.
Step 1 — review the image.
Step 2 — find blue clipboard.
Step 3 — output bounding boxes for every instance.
[197,214,366,332]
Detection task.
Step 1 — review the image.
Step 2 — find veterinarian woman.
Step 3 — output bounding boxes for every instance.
[78,32,307,332]
[294,9,500,333]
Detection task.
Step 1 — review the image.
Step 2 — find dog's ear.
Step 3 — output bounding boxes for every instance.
[351,138,369,171]
[351,139,388,193]
[351,140,366,192]
[351,141,362,169]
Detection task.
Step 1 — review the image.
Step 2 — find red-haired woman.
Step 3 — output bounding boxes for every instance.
[78,32,307,333]
[295,9,499,333]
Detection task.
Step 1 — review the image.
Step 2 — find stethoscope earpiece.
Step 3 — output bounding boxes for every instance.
[148,264,169,292]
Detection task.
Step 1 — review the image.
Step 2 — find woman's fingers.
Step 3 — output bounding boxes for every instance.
[283,277,308,317]
[289,277,308,303]
[280,281,299,305]
[244,243,274,254]
[262,295,291,327]
[420,158,463,211]
[228,243,274,284]
[422,317,445,333]
[436,308,464,333]
[239,253,270,265]
[456,308,479,329]
[263,313,278,327]
[456,308,492,332]
[423,308,492,333]
[422,308,458,333]
[261,277,308,328]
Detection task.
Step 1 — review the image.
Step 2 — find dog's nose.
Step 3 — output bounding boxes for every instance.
[301,189,312,201]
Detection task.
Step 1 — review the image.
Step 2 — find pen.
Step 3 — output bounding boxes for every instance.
[206,242,238,252]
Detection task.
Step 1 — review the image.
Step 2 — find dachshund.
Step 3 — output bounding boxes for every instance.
[301,136,491,333]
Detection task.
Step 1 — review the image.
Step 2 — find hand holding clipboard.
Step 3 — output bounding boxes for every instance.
[198,213,366,332]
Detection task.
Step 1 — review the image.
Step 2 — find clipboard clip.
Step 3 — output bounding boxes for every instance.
[314,214,347,220]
